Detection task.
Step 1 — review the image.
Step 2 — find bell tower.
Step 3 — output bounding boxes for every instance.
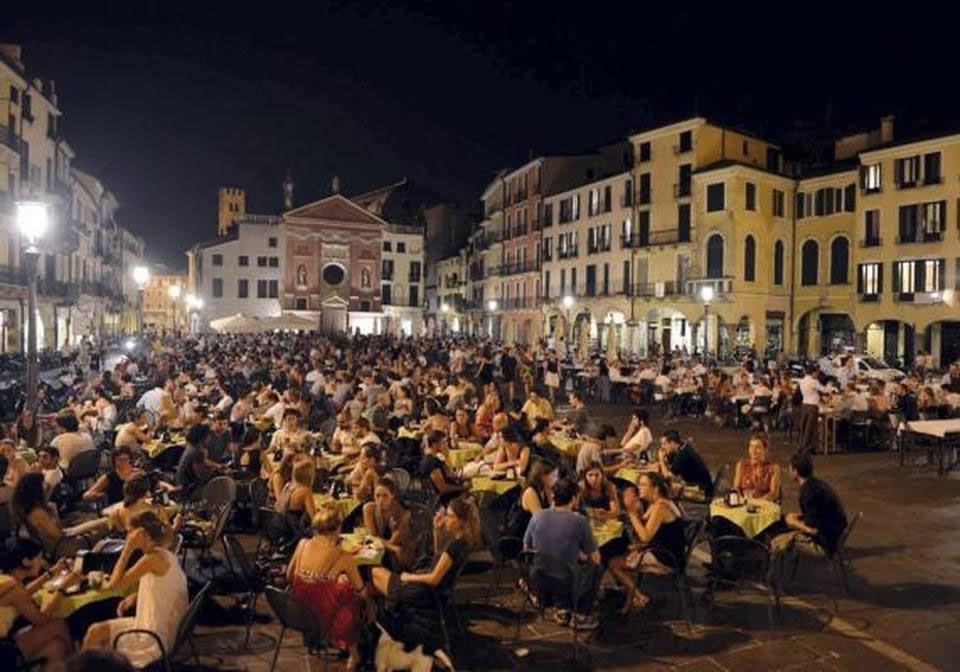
[217,187,245,236]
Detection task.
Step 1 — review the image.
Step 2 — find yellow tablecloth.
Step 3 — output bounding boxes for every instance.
[591,519,624,547]
[397,426,423,440]
[314,494,362,520]
[338,533,385,566]
[709,498,781,539]
[614,467,657,484]
[547,432,581,456]
[17,448,38,465]
[145,439,183,459]
[447,443,483,468]
[249,416,275,432]
[35,584,134,619]
[469,476,520,496]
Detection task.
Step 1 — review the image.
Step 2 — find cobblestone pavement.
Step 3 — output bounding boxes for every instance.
[185,402,960,671]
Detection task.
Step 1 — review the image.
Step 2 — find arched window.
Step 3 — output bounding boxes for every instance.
[801,240,819,286]
[830,237,849,285]
[773,241,784,286]
[706,234,724,278]
[744,235,756,282]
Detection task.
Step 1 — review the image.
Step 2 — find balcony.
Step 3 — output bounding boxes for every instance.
[685,276,735,297]
[484,202,502,218]
[629,282,683,298]
[0,264,26,287]
[673,182,691,198]
[896,231,943,244]
[587,241,612,255]
[622,228,688,248]
[0,125,20,153]
[923,175,943,186]
[673,143,693,155]
[502,296,540,310]
[895,291,943,305]
[557,247,579,259]
[858,293,881,303]
[858,237,883,248]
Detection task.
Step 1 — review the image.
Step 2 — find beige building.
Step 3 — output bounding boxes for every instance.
[143,266,186,333]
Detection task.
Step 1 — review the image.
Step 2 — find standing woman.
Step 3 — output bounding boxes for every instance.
[544,353,562,404]
[81,512,189,669]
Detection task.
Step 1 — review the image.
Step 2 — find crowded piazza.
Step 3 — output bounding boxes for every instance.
[1,326,958,671]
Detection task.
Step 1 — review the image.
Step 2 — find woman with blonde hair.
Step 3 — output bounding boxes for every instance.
[275,456,317,522]
[288,506,365,672]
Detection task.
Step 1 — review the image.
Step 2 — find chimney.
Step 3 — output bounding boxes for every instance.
[880,115,895,144]
[48,80,57,106]
[331,175,341,194]
[32,77,42,91]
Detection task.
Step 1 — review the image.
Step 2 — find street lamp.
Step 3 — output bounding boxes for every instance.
[168,284,181,335]
[700,285,714,358]
[487,299,498,311]
[133,266,149,334]
[562,295,574,353]
[17,201,48,412]
[186,294,203,334]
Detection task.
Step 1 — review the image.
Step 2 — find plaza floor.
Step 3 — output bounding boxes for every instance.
[184,404,960,671]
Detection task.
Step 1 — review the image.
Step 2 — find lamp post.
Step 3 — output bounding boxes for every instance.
[487,299,498,340]
[700,285,714,359]
[440,302,449,337]
[132,266,149,334]
[17,201,48,413]
[186,294,203,334]
[562,294,574,355]
[168,283,181,335]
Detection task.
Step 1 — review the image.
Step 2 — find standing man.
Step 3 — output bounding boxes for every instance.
[799,365,830,455]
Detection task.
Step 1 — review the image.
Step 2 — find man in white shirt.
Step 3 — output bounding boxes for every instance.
[50,414,95,470]
[798,365,831,454]
[34,446,64,497]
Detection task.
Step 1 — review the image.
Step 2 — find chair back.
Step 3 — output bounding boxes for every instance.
[223,533,259,589]
[66,449,101,481]
[389,467,412,492]
[525,550,583,609]
[712,463,730,496]
[170,581,213,659]
[264,586,328,644]
[257,506,294,549]
[835,510,862,557]
[708,534,772,583]
[406,502,437,571]
[201,475,237,511]
[680,517,705,572]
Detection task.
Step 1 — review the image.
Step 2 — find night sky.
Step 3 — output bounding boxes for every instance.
[5,3,958,268]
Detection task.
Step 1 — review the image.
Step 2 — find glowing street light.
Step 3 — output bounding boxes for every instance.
[168,284,182,334]
[17,201,48,411]
[700,285,715,358]
[441,302,450,313]
[132,266,149,333]
[487,299,498,311]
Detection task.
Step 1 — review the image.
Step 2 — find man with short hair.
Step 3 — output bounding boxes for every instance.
[175,423,222,494]
[523,477,601,630]
[207,412,232,463]
[772,452,847,558]
[799,365,831,455]
[521,387,555,430]
[364,392,391,433]
[34,446,64,497]
[658,429,713,498]
[556,390,597,437]
[51,413,95,471]
[500,346,518,402]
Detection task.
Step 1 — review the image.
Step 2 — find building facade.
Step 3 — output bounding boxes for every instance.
[142,265,186,333]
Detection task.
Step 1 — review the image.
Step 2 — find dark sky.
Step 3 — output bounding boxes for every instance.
[6,3,958,268]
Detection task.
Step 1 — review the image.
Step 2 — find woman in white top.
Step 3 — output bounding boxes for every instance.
[82,511,188,668]
[621,408,653,461]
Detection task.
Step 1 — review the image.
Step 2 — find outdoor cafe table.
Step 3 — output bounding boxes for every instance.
[314,493,362,520]
[469,476,520,497]
[446,441,484,468]
[591,519,624,548]
[613,466,658,485]
[338,532,385,566]
[249,415,275,432]
[35,582,134,620]
[144,435,185,459]
[709,498,781,539]
[900,418,960,475]
[546,432,581,457]
[397,426,424,440]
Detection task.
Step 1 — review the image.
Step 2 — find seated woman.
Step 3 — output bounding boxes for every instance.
[421,399,451,435]
[732,434,781,501]
[504,458,557,540]
[579,462,620,521]
[0,540,78,672]
[12,473,71,557]
[0,439,28,488]
[418,431,466,503]
[269,408,311,456]
[362,478,412,570]
[492,426,530,477]
[81,512,189,669]
[370,497,478,610]
[237,427,262,476]
[14,408,43,449]
[392,385,415,420]
[106,471,181,535]
[345,443,382,502]
[472,393,498,442]
[448,408,474,442]
[276,457,317,529]
[288,506,366,672]
[623,472,685,602]
[83,447,136,506]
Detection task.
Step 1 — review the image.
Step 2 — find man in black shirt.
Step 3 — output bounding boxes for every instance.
[772,452,847,557]
[175,424,223,496]
[418,431,466,504]
[658,430,714,498]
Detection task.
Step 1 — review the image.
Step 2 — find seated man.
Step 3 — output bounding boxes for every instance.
[523,477,601,630]
[50,413,95,471]
[657,429,714,499]
[553,390,597,437]
[174,423,223,496]
[521,388,555,430]
[772,452,847,557]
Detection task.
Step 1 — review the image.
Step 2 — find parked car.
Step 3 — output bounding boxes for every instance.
[852,356,905,382]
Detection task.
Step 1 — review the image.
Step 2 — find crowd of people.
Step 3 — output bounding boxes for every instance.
[0,331,872,670]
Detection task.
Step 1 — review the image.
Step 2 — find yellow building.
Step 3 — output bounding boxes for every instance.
[143,267,187,334]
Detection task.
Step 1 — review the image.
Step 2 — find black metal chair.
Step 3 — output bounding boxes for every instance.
[635,517,705,632]
[790,511,862,612]
[705,534,780,629]
[263,586,332,672]
[222,534,265,647]
[112,581,212,672]
[62,449,103,506]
